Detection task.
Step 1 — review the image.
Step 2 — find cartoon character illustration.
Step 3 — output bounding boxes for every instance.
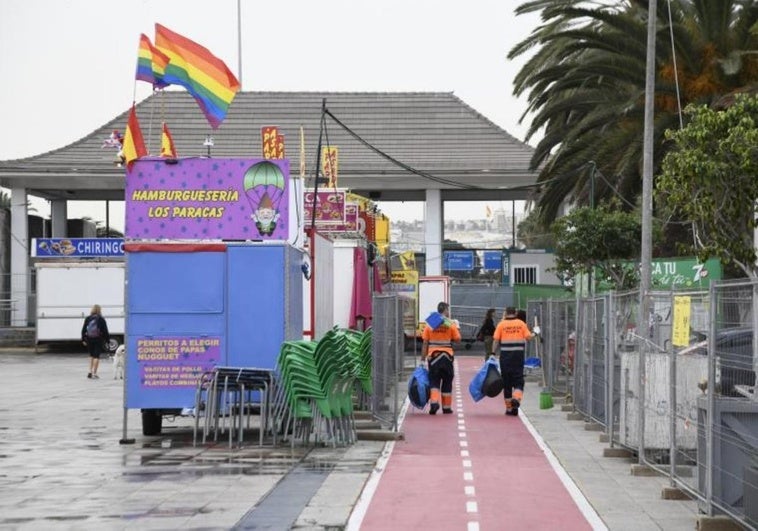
[102,130,123,149]
[102,130,126,165]
[243,161,285,237]
[253,193,280,235]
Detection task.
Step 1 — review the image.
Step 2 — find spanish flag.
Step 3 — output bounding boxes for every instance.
[122,104,147,170]
[160,122,177,158]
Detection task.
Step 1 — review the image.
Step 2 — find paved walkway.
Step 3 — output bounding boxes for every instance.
[349,356,699,531]
[352,357,601,530]
[0,349,701,530]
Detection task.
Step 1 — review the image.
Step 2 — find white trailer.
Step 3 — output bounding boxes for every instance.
[35,262,125,345]
[417,275,451,336]
[303,235,368,340]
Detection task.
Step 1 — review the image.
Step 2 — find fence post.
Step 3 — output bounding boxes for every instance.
[638,300,647,465]
[605,292,613,441]
[574,297,582,413]
[705,282,717,516]
[546,299,553,390]
[669,292,677,483]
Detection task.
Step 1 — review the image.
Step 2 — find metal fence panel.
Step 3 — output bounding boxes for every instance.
[530,299,575,397]
[530,281,758,530]
[698,280,758,528]
[574,296,608,424]
[370,294,405,431]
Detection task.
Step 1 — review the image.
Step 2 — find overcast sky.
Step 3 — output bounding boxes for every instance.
[0,0,541,228]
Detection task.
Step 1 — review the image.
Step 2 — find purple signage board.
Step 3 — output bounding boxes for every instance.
[135,336,221,390]
[303,190,346,228]
[125,158,290,240]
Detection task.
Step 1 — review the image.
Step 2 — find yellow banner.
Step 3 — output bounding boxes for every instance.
[322,147,339,187]
[399,250,416,271]
[386,270,418,336]
[672,296,691,347]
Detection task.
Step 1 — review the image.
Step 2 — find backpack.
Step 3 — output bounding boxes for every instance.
[85,316,100,339]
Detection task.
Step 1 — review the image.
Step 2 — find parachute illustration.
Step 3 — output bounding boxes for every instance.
[243,161,285,236]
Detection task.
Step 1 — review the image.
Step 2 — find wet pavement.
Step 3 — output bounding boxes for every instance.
[0,350,384,530]
[0,348,702,530]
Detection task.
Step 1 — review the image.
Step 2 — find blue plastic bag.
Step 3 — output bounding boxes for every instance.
[469,358,501,402]
[425,312,445,329]
[408,365,430,409]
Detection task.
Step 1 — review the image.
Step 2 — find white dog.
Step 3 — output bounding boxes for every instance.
[111,344,125,380]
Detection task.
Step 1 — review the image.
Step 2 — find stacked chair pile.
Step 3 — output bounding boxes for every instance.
[271,327,373,447]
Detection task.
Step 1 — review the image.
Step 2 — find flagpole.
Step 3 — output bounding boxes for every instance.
[237,0,243,87]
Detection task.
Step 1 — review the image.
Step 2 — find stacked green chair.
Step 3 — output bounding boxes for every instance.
[273,340,331,446]
[313,328,357,445]
[272,327,375,447]
[343,328,373,411]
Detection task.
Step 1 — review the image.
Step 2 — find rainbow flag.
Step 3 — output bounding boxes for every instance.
[122,104,147,170]
[160,122,177,158]
[154,23,240,129]
[136,34,169,88]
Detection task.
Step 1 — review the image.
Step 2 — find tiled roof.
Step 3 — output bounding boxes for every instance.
[0,91,537,201]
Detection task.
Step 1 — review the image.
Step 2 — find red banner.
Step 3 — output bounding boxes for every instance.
[261,126,279,159]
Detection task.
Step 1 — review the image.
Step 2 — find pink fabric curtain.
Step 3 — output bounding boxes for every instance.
[349,246,372,330]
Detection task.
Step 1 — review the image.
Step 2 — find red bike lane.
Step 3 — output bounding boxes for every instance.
[355,356,602,530]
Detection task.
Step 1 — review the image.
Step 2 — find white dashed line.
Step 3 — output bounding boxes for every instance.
[463,471,474,481]
[462,459,472,468]
[460,450,469,457]
[465,485,476,496]
[466,501,478,513]
[458,432,466,438]
[467,522,480,531]
[459,440,468,447]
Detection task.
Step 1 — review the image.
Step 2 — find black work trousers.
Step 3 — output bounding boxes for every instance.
[428,353,454,396]
[499,349,525,399]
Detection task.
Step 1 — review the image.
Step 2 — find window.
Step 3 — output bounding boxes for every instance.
[513,265,538,285]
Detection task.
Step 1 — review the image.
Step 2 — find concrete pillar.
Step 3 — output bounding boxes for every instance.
[51,200,67,237]
[10,187,29,327]
[424,189,443,276]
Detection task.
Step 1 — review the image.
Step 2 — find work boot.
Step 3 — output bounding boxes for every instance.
[505,409,519,416]
[511,398,520,412]
[442,408,454,414]
[429,403,439,415]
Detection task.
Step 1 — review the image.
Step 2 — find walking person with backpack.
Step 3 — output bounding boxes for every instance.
[82,304,109,379]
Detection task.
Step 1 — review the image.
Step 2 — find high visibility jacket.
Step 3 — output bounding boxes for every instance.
[422,321,461,357]
[493,317,532,353]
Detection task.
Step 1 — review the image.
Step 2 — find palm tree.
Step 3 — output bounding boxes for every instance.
[509,0,758,223]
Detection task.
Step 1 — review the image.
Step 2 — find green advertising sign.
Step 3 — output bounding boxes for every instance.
[649,257,721,289]
[591,257,722,292]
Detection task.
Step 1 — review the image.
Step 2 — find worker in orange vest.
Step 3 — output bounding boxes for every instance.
[492,306,534,416]
[421,302,461,415]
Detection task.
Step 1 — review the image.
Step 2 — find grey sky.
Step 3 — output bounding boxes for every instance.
[0,0,540,227]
